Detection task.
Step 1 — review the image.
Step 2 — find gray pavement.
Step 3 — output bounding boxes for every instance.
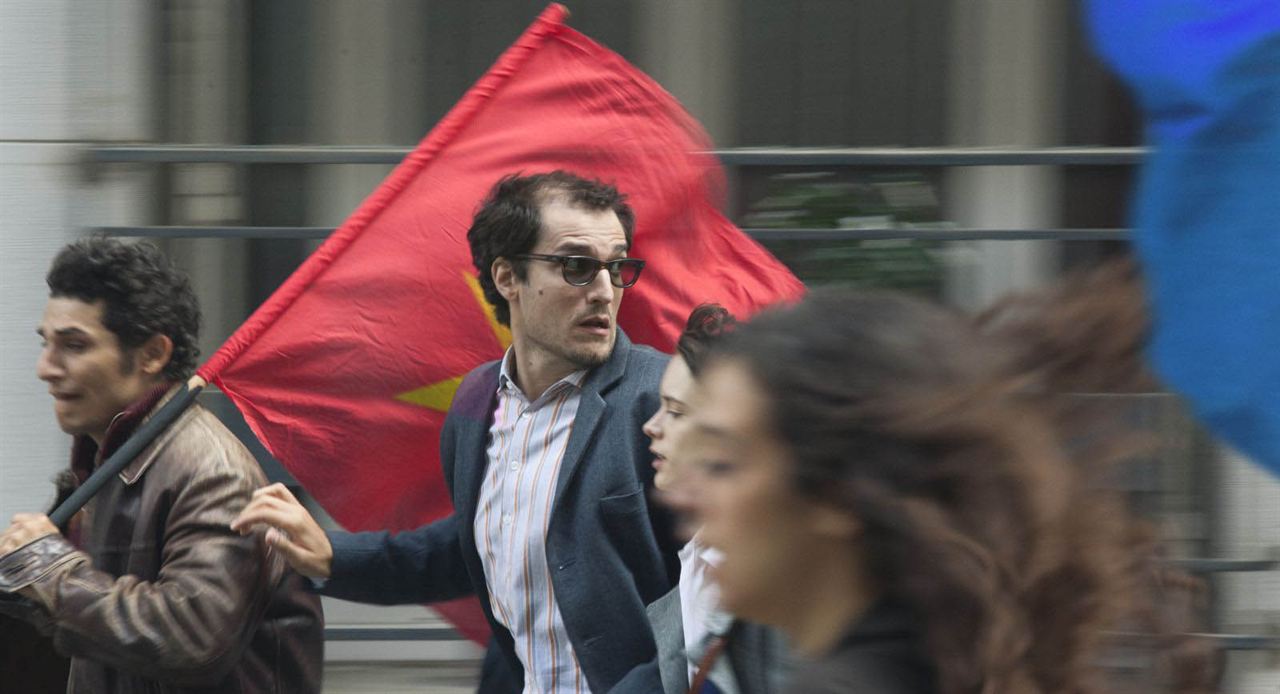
[323,661,481,693]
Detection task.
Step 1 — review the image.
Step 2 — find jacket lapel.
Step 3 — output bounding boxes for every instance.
[116,384,184,485]
[552,330,631,509]
[648,589,688,694]
[455,363,501,527]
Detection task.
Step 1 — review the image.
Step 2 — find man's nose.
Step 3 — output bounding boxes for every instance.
[584,265,614,301]
[36,348,61,382]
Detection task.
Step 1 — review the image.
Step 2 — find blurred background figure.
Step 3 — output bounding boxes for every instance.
[1085,0,1280,479]
[686,268,1220,694]
[615,304,790,694]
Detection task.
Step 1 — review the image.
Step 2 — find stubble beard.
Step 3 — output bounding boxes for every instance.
[562,333,613,370]
[519,304,616,374]
[530,326,613,372]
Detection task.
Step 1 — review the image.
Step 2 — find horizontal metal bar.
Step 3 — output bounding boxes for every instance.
[1199,633,1280,651]
[91,145,413,165]
[325,627,1277,650]
[87,144,1148,167]
[98,226,332,239]
[717,147,1147,167]
[95,226,1131,242]
[1166,557,1279,573]
[746,227,1129,241]
[1108,631,1280,652]
[325,627,461,642]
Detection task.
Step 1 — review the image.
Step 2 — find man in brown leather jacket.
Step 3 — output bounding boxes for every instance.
[0,238,323,693]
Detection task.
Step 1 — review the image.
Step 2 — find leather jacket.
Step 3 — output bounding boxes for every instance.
[0,386,324,693]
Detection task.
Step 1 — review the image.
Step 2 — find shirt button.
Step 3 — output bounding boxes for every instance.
[502,514,513,526]
[509,461,518,470]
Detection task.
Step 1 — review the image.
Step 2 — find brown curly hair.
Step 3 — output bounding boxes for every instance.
[709,260,1216,693]
[676,303,737,377]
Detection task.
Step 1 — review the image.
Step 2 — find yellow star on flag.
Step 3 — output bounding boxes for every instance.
[395,273,512,412]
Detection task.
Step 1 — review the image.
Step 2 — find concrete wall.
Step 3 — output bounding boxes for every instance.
[943,0,1066,308]
[0,0,155,522]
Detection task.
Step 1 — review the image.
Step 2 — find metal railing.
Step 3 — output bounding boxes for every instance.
[87,144,1148,167]
[321,627,1280,650]
[87,144,1141,242]
[324,627,459,642]
[94,225,1132,242]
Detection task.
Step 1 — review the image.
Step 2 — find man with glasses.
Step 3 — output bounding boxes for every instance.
[234,171,678,693]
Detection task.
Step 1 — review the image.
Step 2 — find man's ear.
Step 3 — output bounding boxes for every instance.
[136,334,174,379]
[492,257,519,302]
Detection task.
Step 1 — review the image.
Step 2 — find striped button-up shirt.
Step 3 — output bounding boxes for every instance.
[475,350,590,693]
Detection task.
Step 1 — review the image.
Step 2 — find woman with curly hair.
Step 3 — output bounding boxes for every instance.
[684,263,1215,694]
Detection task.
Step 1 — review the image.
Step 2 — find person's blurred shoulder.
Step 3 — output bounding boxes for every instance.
[783,600,936,694]
[784,647,934,694]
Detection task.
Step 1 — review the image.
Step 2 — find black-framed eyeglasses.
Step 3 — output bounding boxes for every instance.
[513,254,646,288]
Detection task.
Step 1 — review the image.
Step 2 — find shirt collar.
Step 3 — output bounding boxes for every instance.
[70,381,176,481]
[679,536,724,570]
[496,347,589,402]
[497,348,518,393]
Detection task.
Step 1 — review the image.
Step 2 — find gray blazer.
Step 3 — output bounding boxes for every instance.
[613,586,790,694]
[321,330,681,693]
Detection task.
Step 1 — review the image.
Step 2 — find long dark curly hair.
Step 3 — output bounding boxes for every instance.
[709,260,1216,693]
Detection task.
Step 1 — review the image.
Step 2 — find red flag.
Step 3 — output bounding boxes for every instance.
[198,3,803,643]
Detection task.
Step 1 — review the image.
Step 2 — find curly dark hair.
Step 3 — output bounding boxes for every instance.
[676,303,737,377]
[467,171,635,326]
[47,238,201,381]
[708,264,1216,694]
